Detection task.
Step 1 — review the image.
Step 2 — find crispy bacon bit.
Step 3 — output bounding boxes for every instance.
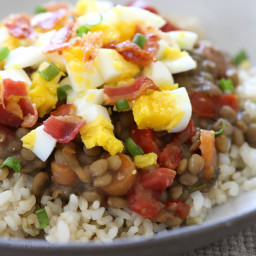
[0,79,38,128]
[51,104,77,117]
[126,0,159,14]
[2,79,28,98]
[45,2,69,12]
[104,77,159,105]
[43,116,86,143]
[4,14,36,39]
[105,41,155,66]
[143,34,160,56]
[36,8,67,31]
[75,32,103,68]
[44,21,75,54]
[160,19,181,32]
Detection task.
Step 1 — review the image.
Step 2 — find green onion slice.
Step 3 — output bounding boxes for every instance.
[116,99,130,112]
[214,121,226,136]
[132,33,147,49]
[77,25,90,37]
[219,78,235,92]
[57,84,72,101]
[37,63,60,82]
[125,138,144,157]
[233,50,248,66]
[0,47,10,62]
[34,6,47,14]
[188,182,207,192]
[86,13,103,26]
[1,157,22,173]
[35,208,49,229]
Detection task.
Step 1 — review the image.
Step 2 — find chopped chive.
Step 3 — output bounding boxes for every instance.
[0,47,10,61]
[125,138,144,157]
[35,208,49,229]
[233,50,248,66]
[188,182,207,192]
[86,13,103,26]
[132,33,147,49]
[37,63,60,82]
[116,99,130,112]
[219,78,235,92]
[213,168,220,182]
[214,121,226,136]
[1,157,22,173]
[77,25,90,37]
[34,6,47,14]
[57,84,72,101]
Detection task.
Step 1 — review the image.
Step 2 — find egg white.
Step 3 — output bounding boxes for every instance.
[168,31,198,51]
[168,87,192,133]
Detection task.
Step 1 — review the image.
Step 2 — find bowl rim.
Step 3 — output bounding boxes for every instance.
[0,201,255,253]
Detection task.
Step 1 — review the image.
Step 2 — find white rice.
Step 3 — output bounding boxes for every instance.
[0,67,256,242]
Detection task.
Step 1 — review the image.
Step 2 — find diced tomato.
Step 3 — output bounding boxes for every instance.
[140,168,176,191]
[158,138,181,170]
[199,129,217,180]
[127,183,163,220]
[125,0,159,14]
[131,125,162,154]
[189,91,238,118]
[176,119,196,144]
[166,201,190,220]
[104,77,159,105]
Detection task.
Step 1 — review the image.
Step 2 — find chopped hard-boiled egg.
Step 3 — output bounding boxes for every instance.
[94,48,139,83]
[0,68,32,87]
[80,114,123,155]
[142,61,178,91]
[63,46,104,92]
[133,87,192,132]
[105,6,166,29]
[35,30,56,50]
[134,153,158,169]
[0,27,20,50]
[21,125,57,162]
[76,0,113,16]
[29,62,62,118]
[164,55,197,74]
[168,31,198,50]
[5,46,45,69]
[73,89,104,110]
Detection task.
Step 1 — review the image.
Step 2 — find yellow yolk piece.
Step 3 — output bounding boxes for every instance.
[76,0,98,16]
[21,130,37,150]
[134,153,158,169]
[29,62,62,118]
[159,83,179,91]
[133,90,184,132]
[80,115,123,156]
[163,47,188,61]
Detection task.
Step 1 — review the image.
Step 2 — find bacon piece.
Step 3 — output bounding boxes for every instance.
[43,115,86,143]
[45,2,69,12]
[2,79,28,98]
[19,98,38,128]
[4,14,37,39]
[126,0,159,14]
[51,104,77,117]
[105,41,155,66]
[104,77,160,105]
[143,33,160,56]
[36,8,67,31]
[160,19,181,32]
[0,79,38,128]
[44,21,75,54]
[0,105,22,128]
